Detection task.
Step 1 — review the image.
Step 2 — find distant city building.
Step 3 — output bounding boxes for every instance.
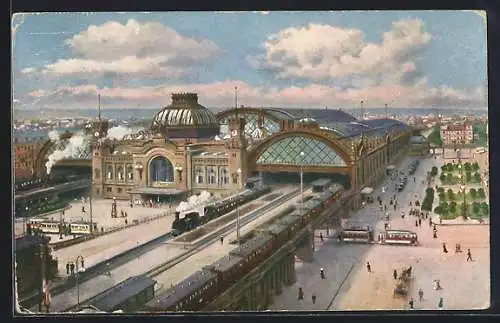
[14,140,45,180]
[440,123,474,145]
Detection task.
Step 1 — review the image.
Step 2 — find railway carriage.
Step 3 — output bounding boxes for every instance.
[143,269,218,312]
[90,275,156,312]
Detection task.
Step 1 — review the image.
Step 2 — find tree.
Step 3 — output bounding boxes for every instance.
[474,172,481,183]
[478,188,486,199]
[450,202,457,214]
[434,206,442,214]
[440,174,446,182]
[446,173,453,184]
[437,187,445,194]
[447,188,455,200]
[439,193,446,201]
[464,162,472,172]
[470,188,477,199]
[472,162,480,172]
[480,202,489,215]
[472,202,480,214]
[466,171,472,183]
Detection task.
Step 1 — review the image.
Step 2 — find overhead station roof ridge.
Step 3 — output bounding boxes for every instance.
[226,106,410,138]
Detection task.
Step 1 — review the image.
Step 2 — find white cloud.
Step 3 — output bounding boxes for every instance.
[22,19,221,79]
[250,19,431,86]
[24,80,487,110]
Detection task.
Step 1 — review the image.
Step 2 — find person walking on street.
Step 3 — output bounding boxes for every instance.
[320,268,325,279]
[298,287,304,301]
[467,249,473,261]
[409,297,414,309]
[415,219,418,227]
[66,263,70,275]
[320,232,324,242]
[312,293,317,304]
[220,236,224,245]
[393,269,398,280]
[442,243,448,253]
[438,297,444,310]
[418,288,424,301]
[366,262,372,273]
[418,218,422,226]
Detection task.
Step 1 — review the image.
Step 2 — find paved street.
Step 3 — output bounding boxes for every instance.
[270,152,490,311]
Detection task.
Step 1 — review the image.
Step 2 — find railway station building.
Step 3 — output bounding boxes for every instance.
[35,92,412,206]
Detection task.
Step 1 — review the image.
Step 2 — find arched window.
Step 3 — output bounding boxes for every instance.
[106,165,113,180]
[127,165,134,181]
[149,156,174,184]
[220,167,229,185]
[195,166,204,184]
[207,166,216,184]
[117,166,124,181]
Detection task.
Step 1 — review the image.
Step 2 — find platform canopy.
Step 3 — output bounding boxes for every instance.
[128,187,186,196]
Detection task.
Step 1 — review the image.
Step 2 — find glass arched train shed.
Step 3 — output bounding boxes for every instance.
[217,107,412,191]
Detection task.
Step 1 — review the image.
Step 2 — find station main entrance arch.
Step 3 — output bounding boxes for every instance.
[248,131,354,189]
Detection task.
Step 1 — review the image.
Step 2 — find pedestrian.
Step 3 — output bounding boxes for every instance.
[220,236,224,245]
[433,231,438,239]
[312,293,317,304]
[298,287,304,300]
[418,218,422,226]
[394,204,396,211]
[414,177,416,183]
[418,288,424,301]
[401,211,405,219]
[467,249,473,261]
[409,201,412,207]
[81,206,86,213]
[66,263,70,275]
[393,269,398,280]
[70,262,75,275]
[456,243,462,253]
[390,200,393,206]
[409,297,414,309]
[442,243,448,253]
[429,218,432,227]
[415,220,418,227]
[366,262,371,273]
[433,224,437,231]
[438,297,444,310]
[384,204,387,212]
[320,232,324,242]
[320,267,325,279]
[125,218,128,225]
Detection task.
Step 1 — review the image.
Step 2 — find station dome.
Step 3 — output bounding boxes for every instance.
[151,93,219,138]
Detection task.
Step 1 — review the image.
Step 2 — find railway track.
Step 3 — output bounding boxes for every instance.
[65,186,309,311]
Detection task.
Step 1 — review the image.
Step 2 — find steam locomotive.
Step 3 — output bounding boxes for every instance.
[171,185,272,234]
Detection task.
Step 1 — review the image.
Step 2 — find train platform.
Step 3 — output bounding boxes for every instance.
[153,189,314,293]
[270,155,419,311]
[52,210,176,276]
[42,186,299,312]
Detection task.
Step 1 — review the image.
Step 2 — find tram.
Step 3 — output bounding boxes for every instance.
[339,224,374,244]
[381,230,418,246]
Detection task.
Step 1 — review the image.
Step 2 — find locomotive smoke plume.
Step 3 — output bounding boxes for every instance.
[48,130,60,142]
[45,133,88,175]
[106,126,143,140]
[176,191,213,212]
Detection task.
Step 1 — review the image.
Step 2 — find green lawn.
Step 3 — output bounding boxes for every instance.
[438,192,487,202]
[437,203,489,220]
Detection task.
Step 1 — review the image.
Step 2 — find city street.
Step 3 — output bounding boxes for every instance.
[270,152,490,311]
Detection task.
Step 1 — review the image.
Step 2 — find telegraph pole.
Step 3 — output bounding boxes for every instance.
[360,100,364,120]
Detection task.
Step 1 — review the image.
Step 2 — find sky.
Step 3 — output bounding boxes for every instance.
[12,11,488,112]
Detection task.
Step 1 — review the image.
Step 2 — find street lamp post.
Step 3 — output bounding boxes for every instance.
[73,255,86,309]
[299,151,305,210]
[236,168,242,246]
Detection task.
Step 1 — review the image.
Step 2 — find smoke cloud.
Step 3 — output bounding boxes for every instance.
[48,130,60,142]
[45,133,89,174]
[176,191,213,212]
[106,126,144,140]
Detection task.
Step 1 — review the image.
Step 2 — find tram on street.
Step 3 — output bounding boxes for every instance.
[339,224,374,244]
[28,218,97,236]
[381,230,418,246]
